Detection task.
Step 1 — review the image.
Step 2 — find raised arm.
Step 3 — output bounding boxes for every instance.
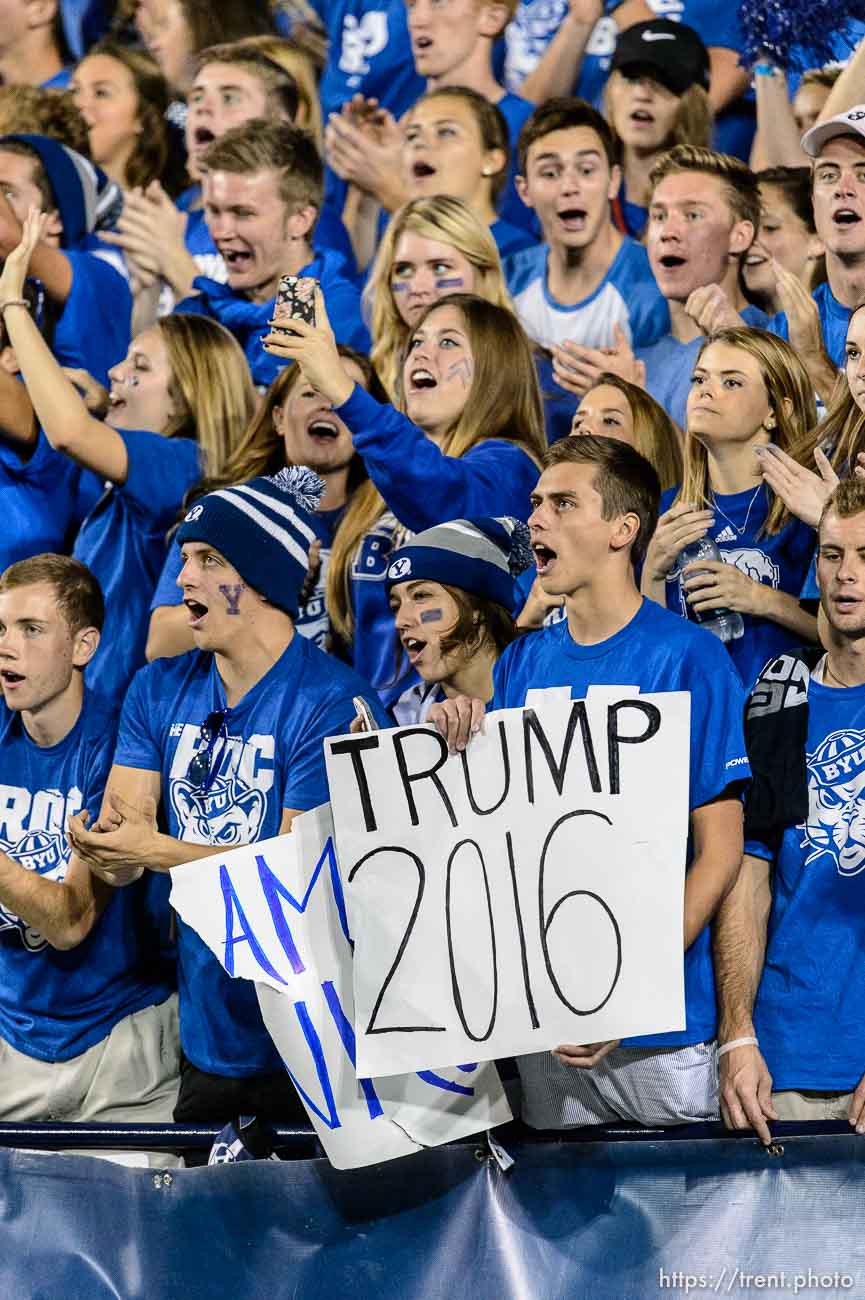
[750,67,806,170]
[0,209,129,482]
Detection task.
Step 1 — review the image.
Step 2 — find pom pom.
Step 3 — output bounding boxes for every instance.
[738,0,863,73]
[500,517,533,576]
[267,465,325,513]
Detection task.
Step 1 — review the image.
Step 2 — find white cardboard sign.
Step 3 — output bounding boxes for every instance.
[325,688,690,1079]
[170,803,511,1169]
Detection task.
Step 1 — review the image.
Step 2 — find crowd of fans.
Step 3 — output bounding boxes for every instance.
[2,0,865,1165]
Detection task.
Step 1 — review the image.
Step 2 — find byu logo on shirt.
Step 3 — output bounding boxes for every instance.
[339,12,388,81]
[719,546,780,588]
[168,724,274,847]
[388,556,412,580]
[803,727,865,876]
[0,823,73,952]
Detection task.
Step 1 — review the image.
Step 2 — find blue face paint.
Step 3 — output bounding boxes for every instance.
[435,277,464,290]
[445,358,473,389]
[391,282,410,293]
[219,583,245,615]
[419,608,444,623]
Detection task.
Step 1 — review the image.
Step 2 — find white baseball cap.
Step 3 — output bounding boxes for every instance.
[801,105,865,158]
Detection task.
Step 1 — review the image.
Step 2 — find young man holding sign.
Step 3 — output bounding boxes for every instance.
[68,467,389,1130]
[431,435,750,1127]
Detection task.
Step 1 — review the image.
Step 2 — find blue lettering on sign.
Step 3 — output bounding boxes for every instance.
[281,999,341,1130]
[322,979,384,1120]
[416,1069,475,1097]
[220,865,287,985]
[255,835,351,976]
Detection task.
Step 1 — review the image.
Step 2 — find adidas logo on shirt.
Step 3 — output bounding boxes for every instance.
[716,526,737,543]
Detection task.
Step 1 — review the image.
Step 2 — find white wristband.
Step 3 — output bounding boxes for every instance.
[718,1036,759,1058]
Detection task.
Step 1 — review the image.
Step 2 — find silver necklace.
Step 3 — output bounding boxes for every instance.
[711,483,765,538]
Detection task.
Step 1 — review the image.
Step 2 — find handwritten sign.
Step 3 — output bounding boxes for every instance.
[170,803,511,1169]
[325,688,690,1078]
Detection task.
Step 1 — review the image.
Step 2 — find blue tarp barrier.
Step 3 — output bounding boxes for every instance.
[1,1127,864,1299]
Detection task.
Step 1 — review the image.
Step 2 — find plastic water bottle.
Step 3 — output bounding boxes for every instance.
[676,537,744,643]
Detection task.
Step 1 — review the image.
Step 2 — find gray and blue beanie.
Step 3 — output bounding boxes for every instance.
[385,517,533,614]
[176,467,324,617]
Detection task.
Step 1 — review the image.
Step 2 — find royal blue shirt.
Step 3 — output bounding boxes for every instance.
[337,384,540,702]
[660,484,817,688]
[74,429,201,707]
[638,304,770,430]
[0,434,101,571]
[507,237,669,351]
[768,281,850,371]
[495,91,539,236]
[492,597,750,1049]
[491,217,538,259]
[55,250,132,388]
[750,674,865,1090]
[175,253,369,388]
[505,0,622,107]
[114,634,388,1076]
[151,504,346,652]
[0,692,173,1062]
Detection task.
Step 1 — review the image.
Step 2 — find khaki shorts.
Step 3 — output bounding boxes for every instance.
[0,996,181,1166]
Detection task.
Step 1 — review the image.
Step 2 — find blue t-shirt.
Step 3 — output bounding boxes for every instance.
[0,692,173,1062]
[0,434,101,571]
[152,504,345,651]
[179,187,358,281]
[74,428,201,707]
[638,303,770,430]
[506,236,669,351]
[505,0,622,107]
[492,597,750,1049]
[495,91,539,237]
[751,675,865,1090]
[175,252,369,388]
[114,634,388,1076]
[660,484,817,689]
[491,217,538,259]
[615,179,648,239]
[337,384,540,702]
[768,281,850,371]
[311,0,425,216]
[54,250,132,388]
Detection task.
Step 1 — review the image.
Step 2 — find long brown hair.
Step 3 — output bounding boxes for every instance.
[327,295,546,642]
[789,302,865,484]
[77,39,170,189]
[158,314,256,478]
[577,372,682,490]
[676,327,818,535]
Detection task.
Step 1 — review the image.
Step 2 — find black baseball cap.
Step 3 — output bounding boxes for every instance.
[611,19,710,97]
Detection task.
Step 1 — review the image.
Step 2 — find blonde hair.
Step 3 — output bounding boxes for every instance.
[327,294,546,642]
[0,86,89,154]
[158,315,256,478]
[605,72,713,154]
[792,303,865,486]
[579,372,683,490]
[364,196,511,397]
[650,144,761,231]
[201,119,322,214]
[677,327,817,535]
[240,34,323,142]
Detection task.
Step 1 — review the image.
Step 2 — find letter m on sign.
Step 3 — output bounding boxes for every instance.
[255,836,351,976]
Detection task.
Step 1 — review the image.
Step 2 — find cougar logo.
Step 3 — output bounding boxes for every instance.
[719,546,780,588]
[170,775,267,847]
[0,829,67,951]
[802,728,865,877]
[338,12,388,81]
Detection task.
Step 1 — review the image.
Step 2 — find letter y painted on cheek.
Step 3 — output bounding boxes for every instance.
[219,584,245,615]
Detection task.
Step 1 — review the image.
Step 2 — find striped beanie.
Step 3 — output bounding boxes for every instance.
[385,516,532,614]
[0,135,123,248]
[176,467,324,617]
